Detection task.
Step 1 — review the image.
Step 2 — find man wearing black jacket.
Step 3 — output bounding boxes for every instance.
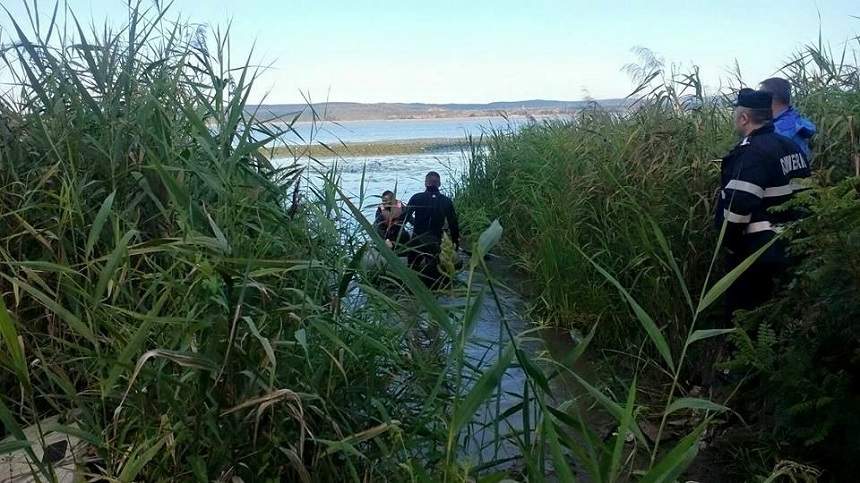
[716,88,811,321]
[404,171,460,284]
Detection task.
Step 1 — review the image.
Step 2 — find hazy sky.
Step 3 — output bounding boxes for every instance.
[3,0,859,103]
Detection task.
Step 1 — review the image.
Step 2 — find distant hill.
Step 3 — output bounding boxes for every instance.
[247,99,629,122]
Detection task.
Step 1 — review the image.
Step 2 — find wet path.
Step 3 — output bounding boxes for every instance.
[457,261,532,466]
[442,254,618,476]
[450,256,581,469]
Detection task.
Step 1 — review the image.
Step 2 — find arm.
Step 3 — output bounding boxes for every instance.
[373,207,387,238]
[797,115,816,139]
[403,196,417,226]
[446,199,460,248]
[721,153,767,253]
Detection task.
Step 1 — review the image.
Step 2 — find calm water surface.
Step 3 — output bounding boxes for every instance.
[273,115,549,144]
[305,151,465,218]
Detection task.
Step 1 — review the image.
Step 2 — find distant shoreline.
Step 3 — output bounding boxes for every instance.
[282,113,553,126]
[264,137,470,159]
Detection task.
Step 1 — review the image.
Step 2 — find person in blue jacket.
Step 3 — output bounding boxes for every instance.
[759,77,816,160]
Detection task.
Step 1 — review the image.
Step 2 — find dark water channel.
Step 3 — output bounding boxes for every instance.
[448,256,611,473]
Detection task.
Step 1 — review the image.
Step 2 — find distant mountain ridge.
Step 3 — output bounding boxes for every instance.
[248,98,628,122]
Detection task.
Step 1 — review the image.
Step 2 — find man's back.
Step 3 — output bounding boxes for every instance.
[773,106,816,159]
[406,188,460,246]
[717,124,809,260]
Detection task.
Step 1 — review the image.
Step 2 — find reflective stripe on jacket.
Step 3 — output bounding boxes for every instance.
[715,124,810,260]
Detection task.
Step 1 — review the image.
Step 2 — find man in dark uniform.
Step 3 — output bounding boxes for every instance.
[716,88,811,322]
[404,171,460,285]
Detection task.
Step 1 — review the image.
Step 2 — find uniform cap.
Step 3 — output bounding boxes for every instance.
[734,88,772,109]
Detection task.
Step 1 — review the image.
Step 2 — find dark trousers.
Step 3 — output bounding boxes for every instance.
[723,256,786,326]
[407,234,442,287]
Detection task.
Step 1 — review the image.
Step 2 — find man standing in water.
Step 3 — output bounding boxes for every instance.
[716,88,810,322]
[759,77,817,160]
[405,171,460,284]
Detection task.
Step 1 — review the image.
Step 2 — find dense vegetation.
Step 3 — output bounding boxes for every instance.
[457,40,860,479]
[0,4,729,482]
[0,4,479,481]
[2,2,856,481]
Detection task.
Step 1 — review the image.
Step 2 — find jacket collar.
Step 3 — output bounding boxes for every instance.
[774,105,794,121]
[739,123,775,145]
[749,123,775,136]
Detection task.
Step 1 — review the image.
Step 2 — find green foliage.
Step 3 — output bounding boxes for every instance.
[0,4,454,480]
[2,2,856,480]
[729,178,860,477]
[456,69,727,349]
[456,30,860,480]
[0,5,725,481]
[456,39,860,347]
[725,321,778,372]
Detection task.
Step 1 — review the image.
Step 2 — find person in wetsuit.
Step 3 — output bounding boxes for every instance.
[404,171,460,285]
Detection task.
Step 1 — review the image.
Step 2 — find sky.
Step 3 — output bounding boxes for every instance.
[3,0,859,104]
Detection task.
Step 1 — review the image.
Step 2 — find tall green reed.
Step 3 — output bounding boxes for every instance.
[0,2,464,480]
[454,28,860,482]
[456,37,859,347]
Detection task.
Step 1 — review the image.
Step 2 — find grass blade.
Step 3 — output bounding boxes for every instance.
[665,397,728,416]
[118,436,168,482]
[640,421,707,483]
[570,372,649,448]
[93,229,136,303]
[696,237,779,315]
[2,274,97,345]
[607,377,637,483]
[85,190,116,258]
[0,292,29,387]
[544,413,577,483]
[450,345,514,437]
[577,247,675,373]
[648,217,694,314]
[686,328,736,347]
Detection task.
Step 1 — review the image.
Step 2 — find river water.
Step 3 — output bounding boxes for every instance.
[272,115,539,144]
[306,151,466,219]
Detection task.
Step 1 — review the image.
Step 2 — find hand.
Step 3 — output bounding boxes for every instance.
[385,239,394,248]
